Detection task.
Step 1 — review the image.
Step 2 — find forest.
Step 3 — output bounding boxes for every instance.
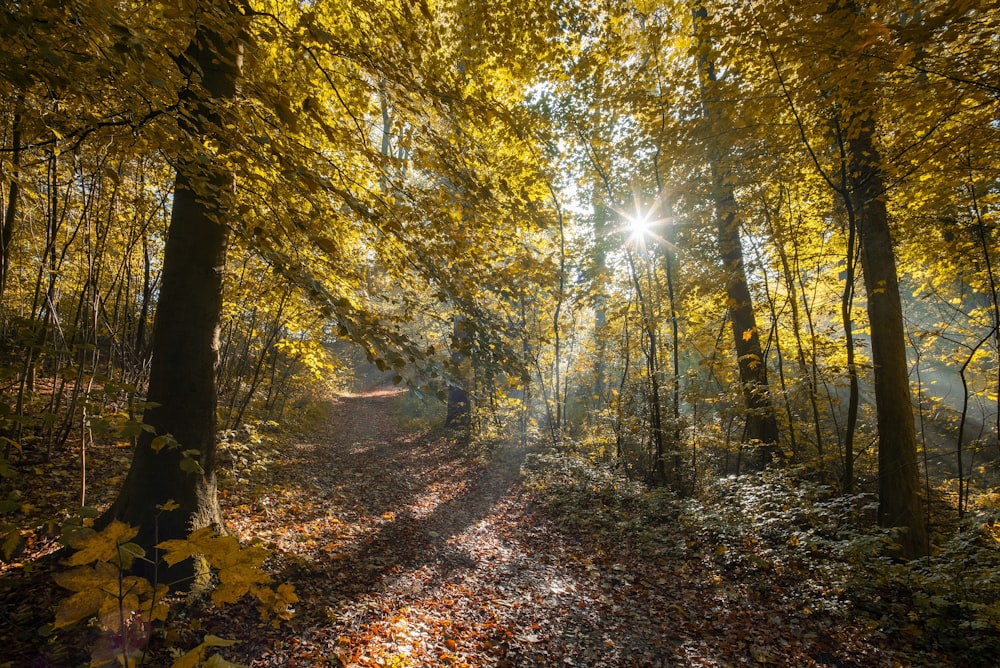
[1,0,999,665]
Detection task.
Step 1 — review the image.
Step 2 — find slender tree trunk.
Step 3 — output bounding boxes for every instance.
[231,295,287,429]
[591,195,610,416]
[445,313,471,429]
[550,183,566,436]
[517,294,532,448]
[848,109,927,557]
[135,224,153,369]
[750,225,796,459]
[840,207,860,493]
[651,156,684,485]
[625,248,666,483]
[768,197,824,458]
[0,107,22,313]
[692,2,780,467]
[966,171,1000,458]
[101,8,244,583]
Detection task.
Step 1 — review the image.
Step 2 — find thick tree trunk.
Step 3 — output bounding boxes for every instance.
[101,11,243,584]
[849,117,927,558]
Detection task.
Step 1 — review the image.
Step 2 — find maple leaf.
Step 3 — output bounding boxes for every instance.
[213,563,272,605]
[53,560,120,594]
[157,526,219,566]
[253,582,299,622]
[66,521,140,566]
[158,499,181,512]
[53,588,104,629]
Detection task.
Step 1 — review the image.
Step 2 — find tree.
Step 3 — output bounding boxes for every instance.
[101,2,245,580]
[847,110,927,556]
[751,0,931,555]
[692,1,780,466]
[89,0,560,570]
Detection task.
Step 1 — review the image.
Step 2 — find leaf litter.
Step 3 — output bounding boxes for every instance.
[0,388,946,666]
[201,389,914,667]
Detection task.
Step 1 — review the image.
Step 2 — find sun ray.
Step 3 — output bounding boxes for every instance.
[610,189,678,253]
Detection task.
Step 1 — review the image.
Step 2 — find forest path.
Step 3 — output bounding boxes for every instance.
[201,389,895,667]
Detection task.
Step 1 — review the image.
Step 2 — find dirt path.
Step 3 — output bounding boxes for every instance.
[0,388,911,666]
[200,389,902,667]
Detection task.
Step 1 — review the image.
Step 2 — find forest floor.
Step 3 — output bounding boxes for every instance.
[0,388,964,666]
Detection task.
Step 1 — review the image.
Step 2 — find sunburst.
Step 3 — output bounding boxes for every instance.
[613,188,676,253]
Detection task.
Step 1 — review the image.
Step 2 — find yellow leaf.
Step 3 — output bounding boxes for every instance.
[203,535,245,568]
[150,434,177,452]
[100,592,143,633]
[2,529,22,561]
[741,328,755,342]
[144,584,171,622]
[53,561,119,593]
[203,635,238,648]
[218,562,271,587]
[157,527,217,566]
[157,499,180,512]
[275,583,298,605]
[211,581,249,606]
[170,644,207,668]
[67,521,139,565]
[53,589,103,629]
[255,583,298,621]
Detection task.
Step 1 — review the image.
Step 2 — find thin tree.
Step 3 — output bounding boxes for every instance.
[692,1,780,466]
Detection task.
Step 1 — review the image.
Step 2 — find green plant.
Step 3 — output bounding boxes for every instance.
[218,422,280,489]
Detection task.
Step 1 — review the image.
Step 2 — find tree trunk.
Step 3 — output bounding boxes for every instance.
[101,9,243,585]
[849,113,927,558]
[715,191,780,461]
[0,107,21,313]
[445,313,471,430]
[625,247,666,484]
[768,197,825,458]
[692,2,780,467]
[811,0,927,558]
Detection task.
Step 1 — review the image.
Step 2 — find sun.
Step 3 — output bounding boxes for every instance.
[625,209,654,243]
[611,190,677,253]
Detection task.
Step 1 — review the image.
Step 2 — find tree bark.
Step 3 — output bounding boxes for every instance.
[101,8,243,584]
[445,313,472,430]
[0,107,21,313]
[849,116,927,557]
[692,2,780,467]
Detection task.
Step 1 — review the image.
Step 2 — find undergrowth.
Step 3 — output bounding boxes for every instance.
[521,450,1000,663]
